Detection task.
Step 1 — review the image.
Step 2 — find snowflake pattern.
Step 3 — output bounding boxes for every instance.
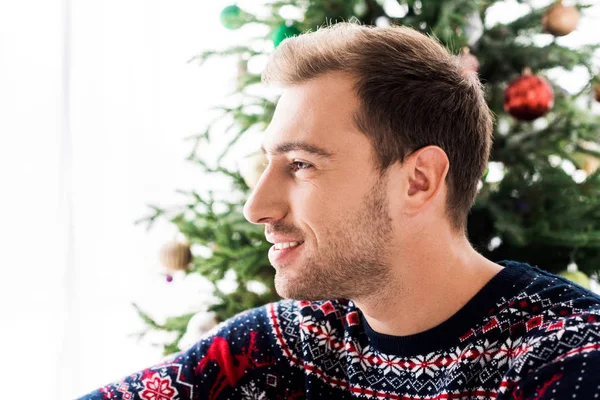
[377,353,402,376]
[409,352,441,379]
[139,374,178,400]
[240,381,268,400]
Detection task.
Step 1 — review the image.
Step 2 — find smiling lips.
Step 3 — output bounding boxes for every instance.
[273,241,303,250]
[268,241,305,265]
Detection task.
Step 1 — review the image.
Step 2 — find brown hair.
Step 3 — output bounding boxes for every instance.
[262,22,494,234]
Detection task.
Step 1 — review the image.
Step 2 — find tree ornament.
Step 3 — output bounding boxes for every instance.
[593,82,600,102]
[178,311,219,351]
[559,264,591,289]
[573,140,600,175]
[504,67,554,121]
[240,151,267,190]
[166,274,174,283]
[542,1,580,37]
[159,240,192,272]
[464,11,484,47]
[458,47,479,75]
[272,24,301,48]
[583,156,600,175]
[572,152,599,175]
[220,5,248,30]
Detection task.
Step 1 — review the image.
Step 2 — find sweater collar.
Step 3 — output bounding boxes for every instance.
[358,260,535,357]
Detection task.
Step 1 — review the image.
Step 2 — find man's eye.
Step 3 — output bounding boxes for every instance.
[290,161,312,172]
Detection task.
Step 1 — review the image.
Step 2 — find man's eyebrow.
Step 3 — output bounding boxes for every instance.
[260,141,335,159]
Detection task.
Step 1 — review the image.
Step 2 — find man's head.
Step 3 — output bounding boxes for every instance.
[243,23,494,301]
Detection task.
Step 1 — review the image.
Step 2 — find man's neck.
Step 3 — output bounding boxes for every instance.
[354,239,503,337]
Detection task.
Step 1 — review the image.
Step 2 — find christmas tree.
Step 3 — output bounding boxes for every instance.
[134,0,600,355]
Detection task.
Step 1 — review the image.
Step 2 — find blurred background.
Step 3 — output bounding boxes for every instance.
[1,0,600,398]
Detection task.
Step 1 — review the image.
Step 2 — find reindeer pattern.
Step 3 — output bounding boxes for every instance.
[194,330,276,400]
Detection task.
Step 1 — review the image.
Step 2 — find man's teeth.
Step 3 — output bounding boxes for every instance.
[274,242,302,250]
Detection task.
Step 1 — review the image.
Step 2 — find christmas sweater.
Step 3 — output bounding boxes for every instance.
[77,260,600,399]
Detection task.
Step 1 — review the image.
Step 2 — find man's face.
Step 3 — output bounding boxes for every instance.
[243,72,395,301]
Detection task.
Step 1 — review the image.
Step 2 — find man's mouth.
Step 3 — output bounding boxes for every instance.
[273,241,304,250]
[268,241,305,265]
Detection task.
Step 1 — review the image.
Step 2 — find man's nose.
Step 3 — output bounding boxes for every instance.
[243,167,287,225]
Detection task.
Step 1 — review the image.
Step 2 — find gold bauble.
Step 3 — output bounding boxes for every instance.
[593,83,600,103]
[542,1,580,37]
[583,156,600,175]
[572,152,600,175]
[159,240,192,272]
[574,141,600,175]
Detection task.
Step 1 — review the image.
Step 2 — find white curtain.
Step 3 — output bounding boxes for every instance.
[1,1,70,398]
[0,1,598,399]
[0,1,245,398]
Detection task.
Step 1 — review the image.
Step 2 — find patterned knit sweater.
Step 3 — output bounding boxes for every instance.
[77,261,600,399]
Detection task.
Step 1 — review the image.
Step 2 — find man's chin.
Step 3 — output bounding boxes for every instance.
[274,274,302,299]
[274,274,331,301]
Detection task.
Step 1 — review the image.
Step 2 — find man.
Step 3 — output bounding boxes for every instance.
[79,22,600,400]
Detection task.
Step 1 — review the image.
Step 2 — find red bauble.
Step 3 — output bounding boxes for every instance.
[504,68,554,121]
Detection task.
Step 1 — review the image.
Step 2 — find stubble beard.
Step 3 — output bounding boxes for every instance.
[275,175,394,301]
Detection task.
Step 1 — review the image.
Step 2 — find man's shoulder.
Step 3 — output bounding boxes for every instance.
[503,270,600,374]
[525,267,600,320]
[500,263,600,326]
[523,303,600,351]
[504,310,600,389]
[201,298,353,340]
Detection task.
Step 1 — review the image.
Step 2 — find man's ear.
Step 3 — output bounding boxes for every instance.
[404,146,449,214]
